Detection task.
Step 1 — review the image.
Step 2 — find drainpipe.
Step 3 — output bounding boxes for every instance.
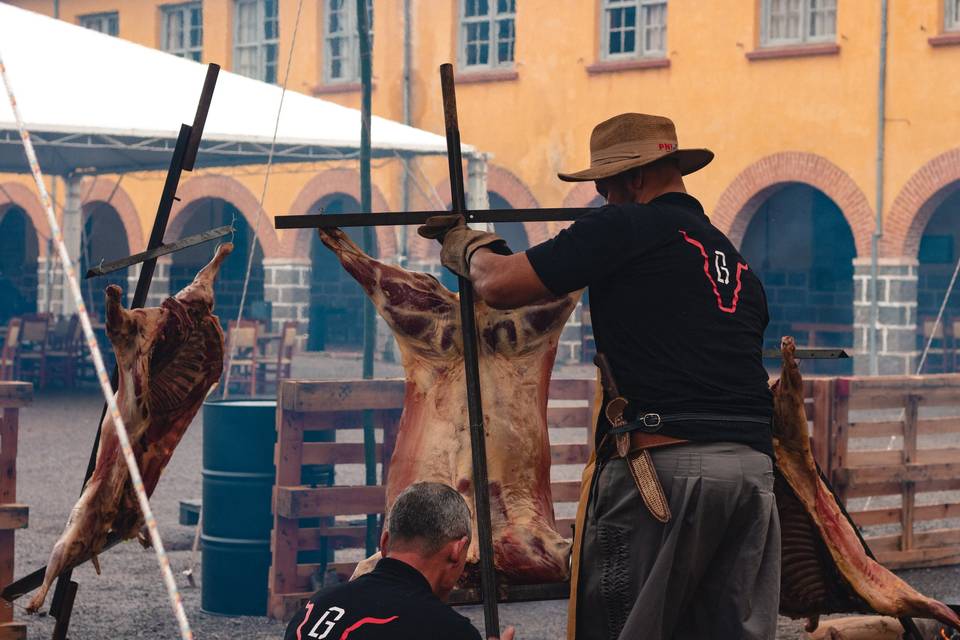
[397,0,412,268]
[53,0,59,18]
[869,0,889,375]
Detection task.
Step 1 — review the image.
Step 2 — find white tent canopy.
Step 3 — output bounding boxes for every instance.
[0,3,467,175]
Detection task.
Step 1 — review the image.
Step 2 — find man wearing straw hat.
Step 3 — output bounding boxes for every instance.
[419,113,779,639]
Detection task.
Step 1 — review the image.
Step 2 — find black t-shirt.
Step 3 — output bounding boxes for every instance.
[527,192,774,455]
[284,558,482,640]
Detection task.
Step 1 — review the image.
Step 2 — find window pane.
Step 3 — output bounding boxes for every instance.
[809,0,836,37]
[952,0,960,29]
[497,18,515,62]
[642,2,667,54]
[497,0,515,14]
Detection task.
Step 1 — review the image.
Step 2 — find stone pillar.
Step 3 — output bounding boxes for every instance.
[263,258,311,333]
[853,257,918,375]
[60,175,83,316]
[126,257,171,308]
[467,152,491,230]
[555,300,584,364]
[36,252,62,316]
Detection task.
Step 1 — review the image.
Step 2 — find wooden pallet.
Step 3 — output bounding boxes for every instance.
[267,377,597,620]
[829,374,960,569]
[0,383,31,639]
[266,375,836,621]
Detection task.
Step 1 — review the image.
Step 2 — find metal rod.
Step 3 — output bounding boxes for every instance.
[274,207,593,230]
[761,348,850,359]
[440,62,501,638]
[357,0,378,559]
[183,64,220,171]
[84,225,231,278]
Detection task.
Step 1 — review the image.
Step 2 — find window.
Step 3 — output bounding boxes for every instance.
[761,0,836,47]
[948,0,960,31]
[79,11,119,36]
[162,2,203,61]
[601,0,667,60]
[460,0,516,69]
[323,0,373,83]
[233,0,279,83]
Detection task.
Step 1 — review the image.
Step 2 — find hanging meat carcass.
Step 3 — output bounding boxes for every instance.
[27,243,232,613]
[317,228,577,584]
[774,336,960,632]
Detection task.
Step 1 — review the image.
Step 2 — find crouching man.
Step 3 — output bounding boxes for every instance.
[284,482,515,640]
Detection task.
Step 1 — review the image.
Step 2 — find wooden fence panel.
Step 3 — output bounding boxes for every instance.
[266,373,830,620]
[0,382,31,637]
[831,374,960,569]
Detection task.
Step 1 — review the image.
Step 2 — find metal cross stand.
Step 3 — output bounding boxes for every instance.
[1,63,221,640]
[272,64,867,639]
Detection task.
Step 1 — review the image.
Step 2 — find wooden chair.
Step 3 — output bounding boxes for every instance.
[15,314,50,388]
[46,315,82,388]
[225,320,259,396]
[259,321,298,394]
[0,318,21,381]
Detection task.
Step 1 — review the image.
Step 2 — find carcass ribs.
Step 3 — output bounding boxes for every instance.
[774,336,960,632]
[27,243,232,613]
[318,228,577,584]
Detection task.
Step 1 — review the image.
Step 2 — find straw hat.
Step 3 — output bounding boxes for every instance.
[558,113,714,182]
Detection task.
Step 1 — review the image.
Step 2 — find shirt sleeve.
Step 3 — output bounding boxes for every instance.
[525,205,644,296]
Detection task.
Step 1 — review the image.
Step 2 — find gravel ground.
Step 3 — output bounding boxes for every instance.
[8,353,960,638]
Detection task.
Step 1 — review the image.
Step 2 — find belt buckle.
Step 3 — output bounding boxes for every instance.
[641,413,662,431]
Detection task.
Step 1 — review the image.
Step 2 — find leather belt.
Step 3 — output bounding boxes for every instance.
[594,354,675,524]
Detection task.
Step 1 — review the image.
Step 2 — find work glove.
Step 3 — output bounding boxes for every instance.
[417,214,511,278]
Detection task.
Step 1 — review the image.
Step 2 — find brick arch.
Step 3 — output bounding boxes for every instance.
[712,152,873,256]
[434,163,548,245]
[168,174,282,259]
[0,182,50,257]
[81,178,144,253]
[285,168,393,259]
[886,149,960,258]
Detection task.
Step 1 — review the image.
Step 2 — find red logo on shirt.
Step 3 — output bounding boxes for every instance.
[340,616,400,639]
[679,230,748,314]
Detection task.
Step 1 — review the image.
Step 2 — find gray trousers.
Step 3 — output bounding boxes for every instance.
[575,442,780,640]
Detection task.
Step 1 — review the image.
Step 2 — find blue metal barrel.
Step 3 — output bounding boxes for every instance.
[201,399,276,616]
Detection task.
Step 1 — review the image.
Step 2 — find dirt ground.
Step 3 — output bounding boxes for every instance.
[8,352,960,639]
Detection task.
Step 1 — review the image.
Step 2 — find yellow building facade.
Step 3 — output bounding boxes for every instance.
[1,0,959,372]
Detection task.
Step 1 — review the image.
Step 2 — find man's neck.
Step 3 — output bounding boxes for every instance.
[637,174,687,204]
[384,552,446,599]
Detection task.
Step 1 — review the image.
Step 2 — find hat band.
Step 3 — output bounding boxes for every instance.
[590,139,679,165]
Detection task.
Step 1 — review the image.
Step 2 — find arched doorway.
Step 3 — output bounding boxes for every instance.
[170,199,265,328]
[917,188,960,373]
[308,194,378,351]
[739,183,856,374]
[0,206,39,324]
[80,203,130,322]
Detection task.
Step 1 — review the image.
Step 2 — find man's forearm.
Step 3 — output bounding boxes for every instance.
[470,249,552,309]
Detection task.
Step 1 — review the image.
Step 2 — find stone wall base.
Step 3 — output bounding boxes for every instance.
[853,258,918,375]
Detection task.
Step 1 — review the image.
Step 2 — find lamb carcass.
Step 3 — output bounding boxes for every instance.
[318,228,577,584]
[27,243,232,613]
[774,336,960,632]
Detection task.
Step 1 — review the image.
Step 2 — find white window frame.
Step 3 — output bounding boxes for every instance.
[323,0,373,84]
[600,0,668,61]
[760,0,836,47]
[233,0,279,83]
[79,11,119,36]
[947,0,960,32]
[161,2,203,61]
[459,0,517,70]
